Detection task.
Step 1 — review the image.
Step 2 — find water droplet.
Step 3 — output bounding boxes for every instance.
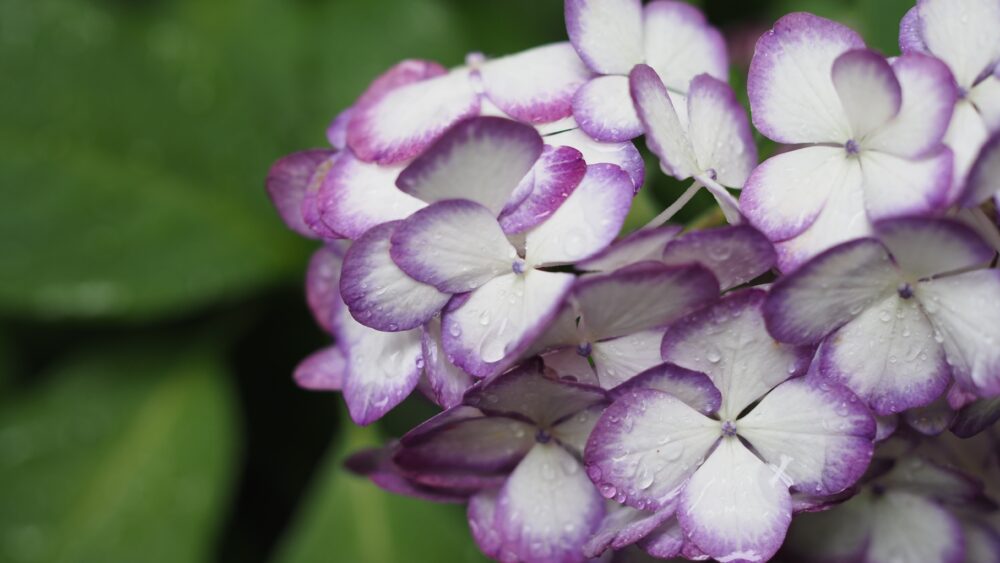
[599,484,617,499]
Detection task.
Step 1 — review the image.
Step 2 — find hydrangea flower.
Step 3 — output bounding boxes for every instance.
[963,131,1000,209]
[765,217,1000,410]
[585,290,875,562]
[565,0,728,142]
[391,362,609,563]
[900,0,1000,193]
[742,13,957,271]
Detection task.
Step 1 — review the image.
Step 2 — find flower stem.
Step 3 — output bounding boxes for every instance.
[644,180,702,229]
[695,174,743,225]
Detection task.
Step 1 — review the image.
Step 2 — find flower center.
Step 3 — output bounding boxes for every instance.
[512,259,526,274]
[576,342,593,357]
[897,282,914,299]
[705,168,718,180]
[721,420,738,437]
[535,429,551,443]
[845,139,860,155]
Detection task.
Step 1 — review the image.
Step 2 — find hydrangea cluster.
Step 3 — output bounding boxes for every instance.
[267,1,1000,561]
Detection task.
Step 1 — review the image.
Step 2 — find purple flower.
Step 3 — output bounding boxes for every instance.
[392,362,609,563]
[741,13,957,271]
[585,290,874,562]
[765,217,1000,411]
[565,0,729,142]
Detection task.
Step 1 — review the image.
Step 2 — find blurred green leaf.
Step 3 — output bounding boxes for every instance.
[0,344,238,563]
[274,417,488,563]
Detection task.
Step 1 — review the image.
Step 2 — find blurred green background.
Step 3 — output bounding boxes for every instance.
[0,0,912,561]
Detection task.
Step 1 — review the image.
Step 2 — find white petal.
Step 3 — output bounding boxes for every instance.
[421,318,474,409]
[577,226,683,273]
[565,0,644,75]
[964,130,1000,206]
[642,0,728,92]
[945,99,990,195]
[869,491,965,563]
[915,0,1000,89]
[591,330,668,389]
[832,49,902,140]
[573,75,644,142]
[969,74,1000,130]
[316,154,422,240]
[629,64,699,180]
[860,148,952,221]
[875,217,995,279]
[686,75,758,188]
[541,348,600,387]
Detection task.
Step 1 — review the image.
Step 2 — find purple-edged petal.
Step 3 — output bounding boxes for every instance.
[642,1,728,92]
[637,516,685,559]
[686,74,757,188]
[353,59,448,107]
[577,225,682,272]
[818,293,949,415]
[394,415,535,474]
[443,271,575,378]
[747,12,863,144]
[564,0,643,75]
[591,330,667,390]
[347,69,480,164]
[865,54,958,159]
[544,128,646,189]
[390,200,517,294]
[964,131,1000,206]
[876,413,900,442]
[898,6,927,54]
[585,504,675,558]
[739,378,875,495]
[464,361,607,427]
[395,116,544,216]
[832,49,902,140]
[630,64,698,180]
[525,163,634,266]
[740,146,856,241]
[662,289,814,420]
[869,491,965,563]
[338,315,423,425]
[612,362,722,416]
[913,0,1000,89]
[573,262,720,341]
[677,438,792,563]
[585,389,719,510]
[326,108,352,150]
[315,153,423,240]
[573,75,643,142]
[345,444,471,503]
[293,345,345,391]
[305,245,344,334]
[495,442,604,563]
[860,148,953,221]
[550,404,605,455]
[661,225,776,290]
[499,145,586,234]
[918,270,1000,395]
[951,396,1000,438]
[340,221,449,331]
[875,217,995,279]
[468,491,502,559]
[421,318,474,409]
[764,238,899,344]
[266,149,336,238]
[479,42,593,124]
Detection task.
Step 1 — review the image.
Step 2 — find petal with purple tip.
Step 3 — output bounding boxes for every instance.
[686,74,758,188]
[860,148,952,221]
[584,504,674,558]
[421,318,474,409]
[831,49,902,140]
[612,362,722,416]
[266,149,337,238]
[638,516,685,559]
[577,225,683,272]
[902,396,956,436]
[564,0,644,75]
[305,245,344,334]
[390,200,517,294]
[945,100,991,197]
[963,131,1000,206]
[326,109,352,150]
[394,415,535,474]
[544,128,646,189]
[913,0,1000,89]
[661,225,776,290]
[468,491,502,559]
[869,491,965,563]
[747,12,863,144]
[573,75,644,142]
[293,345,345,391]
[630,64,699,180]
[677,438,792,563]
[395,117,544,216]
[643,1,728,92]
[499,145,586,234]
[875,217,995,279]
[591,330,668,390]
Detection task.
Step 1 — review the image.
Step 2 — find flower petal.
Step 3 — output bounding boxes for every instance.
[662,289,814,420]
[584,504,674,558]
[747,12,863,144]
[499,145,587,234]
[305,245,344,334]
[764,238,898,344]
[464,360,607,427]
[819,292,950,415]
[661,225,776,290]
[869,491,965,563]
[963,130,1000,206]
[918,270,1000,395]
[293,345,345,391]
[860,147,953,221]
[585,388,719,510]
[642,1,728,92]
[347,69,481,164]
[551,404,606,455]
[864,54,958,159]
[591,330,668,390]
[525,163,634,266]
[326,109,352,150]
[468,491,502,559]
[638,516,686,559]
[573,75,644,142]
[902,396,956,436]
[951,396,1000,438]
[495,442,605,563]
[629,64,699,180]
[612,362,723,416]
[544,128,646,188]
[740,146,855,242]
[266,149,337,238]
[479,42,593,124]
[395,116,544,216]
[564,0,644,75]
[678,438,792,563]
[912,0,1000,89]
[686,74,757,188]
[874,217,995,279]
[831,49,902,140]
[340,221,450,331]
[578,225,683,273]
[970,74,1000,129]
[315,153,422,240]
[541,348,600,387]
[390,200,517,294]
[739,378,874,495]
[421,318,475,409]
[395,415,535,474]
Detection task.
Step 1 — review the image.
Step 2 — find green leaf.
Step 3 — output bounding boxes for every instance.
[0,344,238,563]
[274,417,488,563]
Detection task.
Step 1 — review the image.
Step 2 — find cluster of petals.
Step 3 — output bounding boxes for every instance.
[264,0,1000,561]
